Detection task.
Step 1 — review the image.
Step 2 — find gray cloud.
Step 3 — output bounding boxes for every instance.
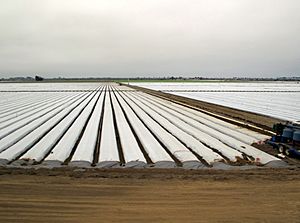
[0,0,299,78]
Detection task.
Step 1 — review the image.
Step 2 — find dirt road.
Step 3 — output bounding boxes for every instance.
[0,168,299,222]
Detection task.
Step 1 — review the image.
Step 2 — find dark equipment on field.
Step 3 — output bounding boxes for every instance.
[268,122,300,159]
[35,75,44,81]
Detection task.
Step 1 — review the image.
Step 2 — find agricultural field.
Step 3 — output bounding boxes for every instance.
[1,81,299,223]
[0,82,282,169]
[131,81,300,122]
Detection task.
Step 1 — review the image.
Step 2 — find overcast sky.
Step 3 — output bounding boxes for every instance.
[0,0,299,78]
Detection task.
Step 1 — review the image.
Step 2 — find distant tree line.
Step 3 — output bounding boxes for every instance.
[1,75,300,82]
[0,75,44,82]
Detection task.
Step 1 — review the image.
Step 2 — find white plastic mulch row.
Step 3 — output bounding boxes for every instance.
[110,88,146,163]
[0,93,65,118]
[130,82,300,122]
[0,89,101,161]
[125,91,242,162]
[0,82,102,91]
[19,89,101,162]
[174,92,300,121]
[128,91,279,164]
[45,91,103,162]
[134,92,266,143]
[98,90,119,163]
[0,83,280,167]
[0,92,52,112]
[119,91,223,164]
[114,88,173,163]
[0,91,87,152]
[0,92,71,121]
[130,82,300,92]
[0,93,79,130]
[0,92,85,140]
[119,90,199,163]
[71,92,105,162]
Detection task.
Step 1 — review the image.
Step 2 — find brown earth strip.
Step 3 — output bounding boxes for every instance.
[1,166,299,181]
[0,169,299,223]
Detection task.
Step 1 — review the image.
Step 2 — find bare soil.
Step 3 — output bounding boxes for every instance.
[0,167,300,223]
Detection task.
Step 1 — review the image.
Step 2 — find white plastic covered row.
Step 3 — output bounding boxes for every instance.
[120,91,199,163]
[0,92,85,140]
[114,90,173,163]
[45,91,102,162]
[131,91,243,162]
[0,93,66,119]
[0,91,87,152]
[0,93,70,122]
[174,92,300,121]
[0,90,98,162]
[23,91,99,162]
[0,93,52,113]
[0,82,102,91]
[137,91,267,144]
[0,83,284,168]
[0,93,79,130]
[134,92,279,164]
[110,90,146,164]
[124,91,223,164]
[71,92,105,163]
[130,82,300,92]
[131,82,300,121]
[98,90,119,163]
